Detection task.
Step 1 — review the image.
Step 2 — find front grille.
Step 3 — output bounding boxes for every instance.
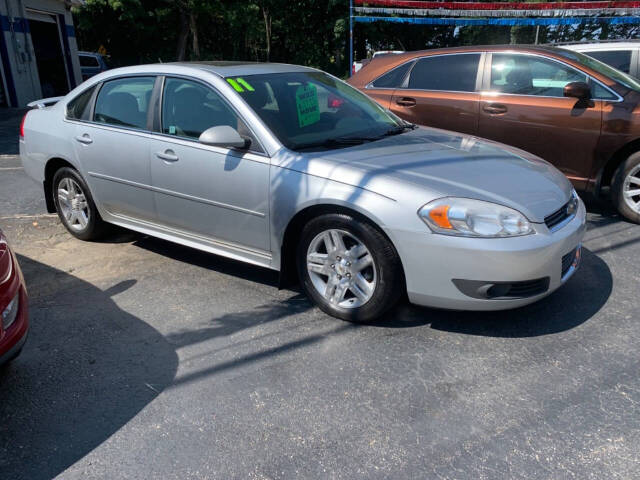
[545,202,571,230]
[562,248,577,277]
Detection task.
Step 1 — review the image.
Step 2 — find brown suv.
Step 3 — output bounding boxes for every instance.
[348,45,640,223]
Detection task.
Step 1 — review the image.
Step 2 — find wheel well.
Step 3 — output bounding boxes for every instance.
[278,204,405,288]
[43,158,75,213]
[599,139,640,193]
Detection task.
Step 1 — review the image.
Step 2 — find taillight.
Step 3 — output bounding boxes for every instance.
[19,113,27,138]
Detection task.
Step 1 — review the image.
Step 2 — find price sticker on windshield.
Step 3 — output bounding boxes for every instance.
[295,84,320,128]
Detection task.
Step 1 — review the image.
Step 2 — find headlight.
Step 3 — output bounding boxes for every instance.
[2,292,19,330]
[418,198,534,237]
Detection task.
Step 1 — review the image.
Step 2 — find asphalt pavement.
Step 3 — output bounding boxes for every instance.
[1,115,639,479]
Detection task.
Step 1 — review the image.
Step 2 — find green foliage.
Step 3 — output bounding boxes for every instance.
[73,0,348,75]
[73,1,640,75]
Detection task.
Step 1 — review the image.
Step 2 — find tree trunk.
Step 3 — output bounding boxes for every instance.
[190,12,200,60]
[262,6,271,62]
[176,9,190,61]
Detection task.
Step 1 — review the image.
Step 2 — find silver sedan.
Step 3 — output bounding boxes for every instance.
[20,62,586,321]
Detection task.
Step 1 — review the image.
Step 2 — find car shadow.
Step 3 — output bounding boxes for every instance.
[372,247,612,337]
[130,230,611,339]
[0,255,178,480]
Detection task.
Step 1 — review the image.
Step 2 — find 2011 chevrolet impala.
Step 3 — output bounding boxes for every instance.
[20,62,585,321]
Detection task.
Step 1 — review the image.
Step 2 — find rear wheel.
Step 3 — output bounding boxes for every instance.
[612,152,640,224]
[297,213,403,322]
[52,167,109,240]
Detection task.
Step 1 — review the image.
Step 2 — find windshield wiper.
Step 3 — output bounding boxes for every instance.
[382,123,417,137]
[290,137,371,151]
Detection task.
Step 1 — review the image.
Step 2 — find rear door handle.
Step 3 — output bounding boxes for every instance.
[482,103,508,114]
[156,150,179,162]
[75,134,93,145]
[395,97,416,107]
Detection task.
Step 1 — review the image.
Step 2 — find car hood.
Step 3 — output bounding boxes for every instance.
[281,128,572,223]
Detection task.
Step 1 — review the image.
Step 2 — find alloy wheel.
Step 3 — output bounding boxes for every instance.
[57,177,90,231]
[306,229,377,309]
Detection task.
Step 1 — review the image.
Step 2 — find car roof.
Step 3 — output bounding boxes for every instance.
[168,61,318,77]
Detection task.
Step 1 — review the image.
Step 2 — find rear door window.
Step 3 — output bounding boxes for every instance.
[94,76,155,130]
[406,54,480,92]
[585,50,632,74]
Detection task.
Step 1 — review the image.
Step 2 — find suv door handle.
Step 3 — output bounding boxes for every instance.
[396,97,417,107]
[156,150,179,162]
[75,134,93,145]
[482,103,508,114]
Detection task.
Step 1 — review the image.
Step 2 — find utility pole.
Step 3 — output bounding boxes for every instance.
[349,0,353,77]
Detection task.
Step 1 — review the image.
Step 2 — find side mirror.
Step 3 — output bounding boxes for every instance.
[563,81,591,100]
[199,125,250,149]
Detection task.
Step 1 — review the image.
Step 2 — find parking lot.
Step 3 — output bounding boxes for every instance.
[1,111,640,479]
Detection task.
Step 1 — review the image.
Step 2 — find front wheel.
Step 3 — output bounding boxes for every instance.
[297,213,404,322]
[612,152,640,224]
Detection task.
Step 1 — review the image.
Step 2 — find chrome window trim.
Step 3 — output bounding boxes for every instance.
[366,52,484,94]
[484,51,624,103]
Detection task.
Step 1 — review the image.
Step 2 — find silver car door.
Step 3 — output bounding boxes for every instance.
[73,76,157,222]
[148,76,270,252]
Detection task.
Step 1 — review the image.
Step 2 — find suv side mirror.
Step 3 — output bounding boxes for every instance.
[199,125,250,149]
[563,81,591,100]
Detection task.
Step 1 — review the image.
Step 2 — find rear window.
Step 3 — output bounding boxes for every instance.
[407,54,480,92]
[585,50,632,74]
[66,86,96,120]
[79,55,100,68]
[371,61,414,89]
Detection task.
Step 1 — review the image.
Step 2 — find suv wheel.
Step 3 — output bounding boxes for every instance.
[52,167,109,240]
[297,213,404,322]
[612,152,640,224]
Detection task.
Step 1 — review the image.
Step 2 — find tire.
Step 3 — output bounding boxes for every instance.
[296,213,404,322]
[612,152,640,224]
[52,167,109,240]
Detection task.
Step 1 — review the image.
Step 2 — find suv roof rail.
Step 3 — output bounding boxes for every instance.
[545,39,640,46]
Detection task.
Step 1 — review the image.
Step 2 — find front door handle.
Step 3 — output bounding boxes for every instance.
[482,103,508,114]
[75,134,93,145]
[156,150,179,162]
[395,97,417,107]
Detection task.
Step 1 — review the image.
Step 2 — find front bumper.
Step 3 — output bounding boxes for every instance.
[0,248,29,365]
[392,199,587,311]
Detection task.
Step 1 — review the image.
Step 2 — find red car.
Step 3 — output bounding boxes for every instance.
[0,229,28,366]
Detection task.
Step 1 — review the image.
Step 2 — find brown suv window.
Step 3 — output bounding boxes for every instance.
[490,54,587,97]
[371,61,414,89]
[586,50,632,74]
[406,54,480,92]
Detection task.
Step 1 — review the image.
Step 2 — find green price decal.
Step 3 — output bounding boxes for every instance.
[295,84,320,128]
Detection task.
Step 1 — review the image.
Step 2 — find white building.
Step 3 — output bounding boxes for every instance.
[1,0,83,107]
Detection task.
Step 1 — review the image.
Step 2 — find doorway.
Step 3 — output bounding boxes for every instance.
[26,10,69,97]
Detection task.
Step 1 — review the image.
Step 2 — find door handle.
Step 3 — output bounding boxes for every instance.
[75,134,93,145]
[156,150,179,162]
[482,103,508,114]
[395,97,417,107]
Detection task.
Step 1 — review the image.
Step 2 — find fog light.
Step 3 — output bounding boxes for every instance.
[2,292,19,330]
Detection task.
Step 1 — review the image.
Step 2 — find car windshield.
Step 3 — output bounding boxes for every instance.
[555,48,640,93]
[227,71,408,151]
